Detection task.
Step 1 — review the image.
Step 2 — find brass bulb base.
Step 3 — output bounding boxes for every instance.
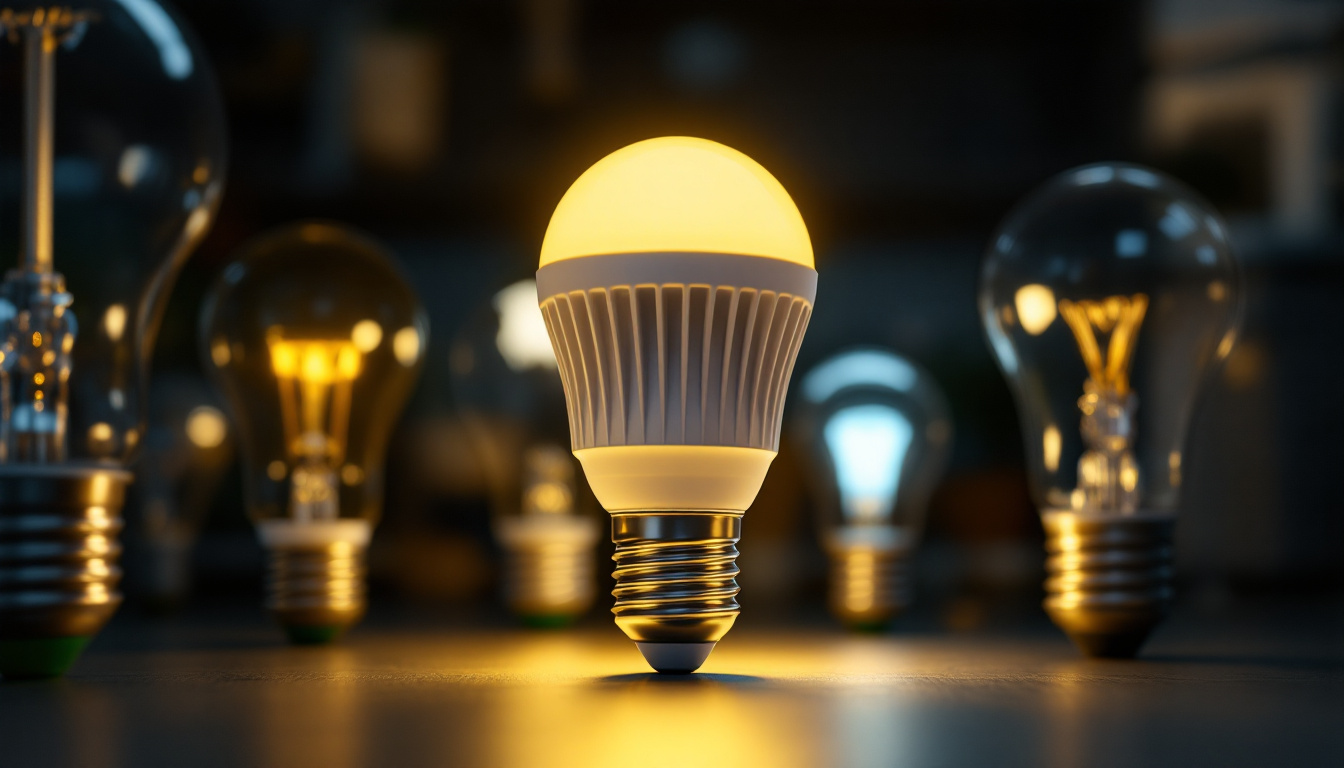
[503,537,597,626]
[265,540,366,645]
[1042,510,1175,659]
[610,511,741,673]
[0,467,128,679]
[828,543,911,631]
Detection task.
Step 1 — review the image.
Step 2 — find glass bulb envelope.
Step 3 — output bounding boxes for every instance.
[0,0,225,678]
[201,222,426,643]
[980,163,1240,657]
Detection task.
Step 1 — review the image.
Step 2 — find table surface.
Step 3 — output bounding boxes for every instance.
[1,599,1340,768]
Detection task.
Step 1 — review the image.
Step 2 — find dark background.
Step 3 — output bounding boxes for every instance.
[132,0,1344,630]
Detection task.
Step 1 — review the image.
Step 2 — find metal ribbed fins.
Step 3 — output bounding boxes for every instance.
[541,283,812,451]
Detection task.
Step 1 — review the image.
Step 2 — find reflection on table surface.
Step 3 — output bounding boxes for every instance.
[1,601,1340,768]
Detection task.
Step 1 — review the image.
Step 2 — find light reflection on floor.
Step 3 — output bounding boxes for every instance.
[2,622,1338,768]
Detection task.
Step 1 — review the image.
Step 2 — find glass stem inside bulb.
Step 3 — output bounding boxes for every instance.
[1060,294,1148,513]
[0,13,89,464]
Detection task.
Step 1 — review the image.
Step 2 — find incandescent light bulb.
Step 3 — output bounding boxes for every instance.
[201,222,426,644]
[0,0,225,678]
[794,348,951,629]
[980,163,1240,657]
[537,136,818,672]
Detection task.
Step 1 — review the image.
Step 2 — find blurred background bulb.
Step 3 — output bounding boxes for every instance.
[201,222,426,644]
[980,163,1240,658]
[537,136,818,673]
[128,373,233,611]
[794,348,952,629]
[0,0,224,679]
[451,278,600,626]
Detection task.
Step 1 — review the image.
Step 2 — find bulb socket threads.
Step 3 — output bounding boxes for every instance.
[1042,510,1175,659]
[610,512,741,672]
[500,531,598,626]
[827,542,911,630]
[0,467,128,679]
[264,540,366,645]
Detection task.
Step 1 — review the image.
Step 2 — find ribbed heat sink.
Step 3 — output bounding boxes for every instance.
[540,284,812,451]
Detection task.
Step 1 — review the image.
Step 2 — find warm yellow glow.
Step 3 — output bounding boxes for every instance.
[393,326,422,366]
[351,319,383,353]
[1058,294,1148,395]
[267,460,288,481]
[1043,425,1062,472]
[539,137,813,268]
[1014,284,1056,335]
[103,304,127,342]
[185,405,228,449]
[88,422,114,448]
[267,333,363,465]
[211,337,231,367]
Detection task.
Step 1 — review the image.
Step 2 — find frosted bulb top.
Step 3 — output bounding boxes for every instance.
[539,137,813,269]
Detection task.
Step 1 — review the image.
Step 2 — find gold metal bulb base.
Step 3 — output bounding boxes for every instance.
[503,537,597,625]
[610,512,741,673]
[265,540,366,645]
[0,468,128,679]
[1042,510,1175,659]
[828,544,911,630]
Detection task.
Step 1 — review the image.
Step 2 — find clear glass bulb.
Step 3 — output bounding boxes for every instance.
[794,348,952,629]
[200,222,427,644]
[0,0,225,679]
[451,278,599,626]
[980,163,1240,657]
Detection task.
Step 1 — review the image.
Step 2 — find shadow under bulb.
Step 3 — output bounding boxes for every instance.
[200,222,427,644]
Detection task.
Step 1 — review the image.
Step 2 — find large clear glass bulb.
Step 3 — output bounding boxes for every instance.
[794,348,951,630]
[451,278,600,626]
[0,0,225,679]
[200,222,427,644]
[980,163,1240,657]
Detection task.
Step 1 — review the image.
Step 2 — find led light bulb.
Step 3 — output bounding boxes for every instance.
[537,136,818,673]
[452,279,600,626]
[201,223,426,644]
[980,163,1240,658]
[0,0,225,678]
[794,348,951,630]
[133,374,233,609]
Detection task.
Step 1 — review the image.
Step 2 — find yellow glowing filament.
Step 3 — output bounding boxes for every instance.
[185,406,228,449]
[268,334,364,466]
[31,332,41,347]
[33,372,45,386]
[88,422,114,445]
[1014,284,1057,335]
[1058,294,1148,395]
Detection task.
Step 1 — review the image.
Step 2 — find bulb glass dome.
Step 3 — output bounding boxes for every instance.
[980,163,1240,516]
[539,136,813,267]
[201,222,426,529]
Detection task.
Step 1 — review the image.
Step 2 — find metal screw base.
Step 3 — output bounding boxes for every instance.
[1042,510,1175,659]
[828,543,911,630]
[503,538,597,624]
[610,512,741,672]
[265,540,366,645]
[0,467,128,679]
